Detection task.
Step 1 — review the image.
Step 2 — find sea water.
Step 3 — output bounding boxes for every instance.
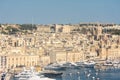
[12,67,120,80]
[61,68,120,80]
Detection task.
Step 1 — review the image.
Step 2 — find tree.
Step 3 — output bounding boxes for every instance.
[5,26,19,34]
[20,24,37,30]
[5,26,12,31]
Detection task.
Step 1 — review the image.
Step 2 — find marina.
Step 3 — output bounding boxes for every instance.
[9,67,120,80]
[3,61,118,80]
[0,59,120,80]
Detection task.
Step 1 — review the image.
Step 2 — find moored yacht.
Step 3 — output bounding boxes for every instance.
[28,74,56,80]
[61,62,78,69]
[75,61,84,67]
[44,63,65,71]
[14,67,39,80]
[83,60,96,68]
[15,70,32,79]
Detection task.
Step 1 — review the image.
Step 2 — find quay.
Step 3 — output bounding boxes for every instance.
[4,73,13,80]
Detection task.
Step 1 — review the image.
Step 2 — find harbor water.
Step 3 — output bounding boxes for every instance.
[61,68,120,80]
[12,67,120,80]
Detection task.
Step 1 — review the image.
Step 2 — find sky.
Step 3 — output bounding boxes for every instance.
[0,0,120,24]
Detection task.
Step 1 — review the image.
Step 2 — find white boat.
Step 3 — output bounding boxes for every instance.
[15,70,32,79]
[44,63,65,70]
[83,61,96,68]
[15,67,39,80]
[75,61,84,67]
[15,67,56,80]
[28,74,56,80]
[103,61,113,66]
[27,74,42,80]
[62,62,77,69]
[28,75,56,80]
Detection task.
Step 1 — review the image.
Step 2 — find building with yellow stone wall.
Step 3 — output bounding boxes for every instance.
[100,47,120,60]
[50,51,84,63]
[6,55,39,69]
[107,48,120,60]
[36,25,51,33]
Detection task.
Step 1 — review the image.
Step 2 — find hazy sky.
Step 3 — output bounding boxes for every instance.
[0,0,120,24]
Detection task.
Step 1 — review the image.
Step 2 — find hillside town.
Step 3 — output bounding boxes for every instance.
[0,23,120,72]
